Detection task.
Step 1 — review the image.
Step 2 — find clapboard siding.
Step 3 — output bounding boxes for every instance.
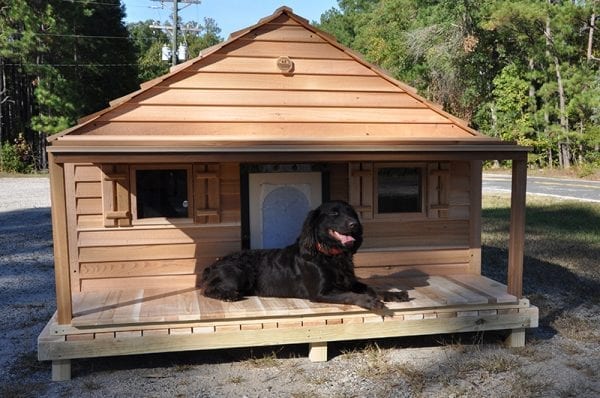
[160,73,402,92]
[78,225,241,247]
[74,122,474,138]
[103,105,446,124]
[243,23,328,43]
[133,89,423,108]
[361,219,470,249]
[184,56,379,75]
[217,40,353,60]
[67,162,242,292]
[77,224,240,292]
[354,248,472,277]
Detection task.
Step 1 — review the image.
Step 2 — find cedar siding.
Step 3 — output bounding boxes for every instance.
[65,160,475,292]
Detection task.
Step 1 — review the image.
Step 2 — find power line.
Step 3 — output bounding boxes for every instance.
[3,63,139,68]
[58,0,123,7]
[30,32,131,40]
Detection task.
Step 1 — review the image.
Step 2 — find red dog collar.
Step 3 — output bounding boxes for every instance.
[316,242,344,256]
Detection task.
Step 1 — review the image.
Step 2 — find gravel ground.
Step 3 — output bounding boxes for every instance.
[0,176,598,397]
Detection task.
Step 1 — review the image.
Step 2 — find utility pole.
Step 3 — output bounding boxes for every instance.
[172,0,178,66]
[150,0,201,67]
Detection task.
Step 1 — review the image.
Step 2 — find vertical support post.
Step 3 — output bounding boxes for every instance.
[505,328,526,348]
[308,342,328,362]
[52,359,72,381]
[48,153,73,324]
[507,157,527,298]
[469,160,483,274]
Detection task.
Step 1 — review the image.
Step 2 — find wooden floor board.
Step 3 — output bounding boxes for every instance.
[70,274,518,327]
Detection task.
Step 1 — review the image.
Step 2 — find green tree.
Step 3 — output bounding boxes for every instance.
[128,20,170,82]
[318,0,599,169]
[0,0,58,166]
[128,17,223,83]
[48,0,138,117]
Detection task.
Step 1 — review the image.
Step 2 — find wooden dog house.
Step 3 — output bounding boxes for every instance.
[38,7,538,381]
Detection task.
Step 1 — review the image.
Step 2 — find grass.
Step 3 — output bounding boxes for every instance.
[483,194,600,340]
[243,350,280,368]
[482,195,600,309]
[350,343,426,395]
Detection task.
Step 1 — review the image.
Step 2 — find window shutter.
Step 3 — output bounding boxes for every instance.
[427,162,450,218]
[348,162,373,219]
[101,164,131,227]
[194,164,221,224]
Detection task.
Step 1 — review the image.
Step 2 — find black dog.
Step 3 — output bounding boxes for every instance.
[200,200,409,314]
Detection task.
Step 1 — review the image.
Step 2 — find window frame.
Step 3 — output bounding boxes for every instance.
[373,162,427,220]
[130,164,194,225]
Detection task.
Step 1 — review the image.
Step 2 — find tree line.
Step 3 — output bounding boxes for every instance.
[0,0,221,171]
[1,0,598,172]
[318,0,599,171]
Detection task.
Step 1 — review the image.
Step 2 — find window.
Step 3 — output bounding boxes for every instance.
[376,166,423,215]
[132,167,192,222]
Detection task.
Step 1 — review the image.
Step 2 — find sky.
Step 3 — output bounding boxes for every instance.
[121,0,339,39]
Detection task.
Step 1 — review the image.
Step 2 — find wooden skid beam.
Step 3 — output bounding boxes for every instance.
[39,306,538,362]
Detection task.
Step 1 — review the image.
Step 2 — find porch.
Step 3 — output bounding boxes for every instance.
[39,273,538,381]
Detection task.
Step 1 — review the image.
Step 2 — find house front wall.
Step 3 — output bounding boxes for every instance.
[57,158,481,294]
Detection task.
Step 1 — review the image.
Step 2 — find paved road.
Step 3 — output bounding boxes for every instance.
[483,173,600,203]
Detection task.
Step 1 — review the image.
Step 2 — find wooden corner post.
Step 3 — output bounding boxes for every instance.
[507,157,527,299]
[48,153,73,324]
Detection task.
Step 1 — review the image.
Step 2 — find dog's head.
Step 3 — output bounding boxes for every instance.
[299,200,363,257]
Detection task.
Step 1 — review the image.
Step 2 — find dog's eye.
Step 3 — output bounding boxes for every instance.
[328,211,339,217]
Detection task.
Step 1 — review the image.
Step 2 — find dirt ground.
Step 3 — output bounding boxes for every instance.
[0,177,598,397]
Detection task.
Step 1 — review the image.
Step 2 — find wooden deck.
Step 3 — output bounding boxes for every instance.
[67,274,518,327]
[39,274,538,380]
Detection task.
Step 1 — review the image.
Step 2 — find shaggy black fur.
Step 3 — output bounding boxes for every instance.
[200,200,409,314]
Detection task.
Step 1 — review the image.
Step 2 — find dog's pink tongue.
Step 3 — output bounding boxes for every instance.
[331,230,356,247]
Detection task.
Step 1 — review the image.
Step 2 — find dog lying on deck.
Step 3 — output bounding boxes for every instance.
[200,200,409,315]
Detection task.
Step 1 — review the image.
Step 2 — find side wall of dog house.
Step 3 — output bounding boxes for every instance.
[63,162,242,292]
[62,159,478,294]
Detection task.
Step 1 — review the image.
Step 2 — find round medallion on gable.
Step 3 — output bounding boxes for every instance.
[276,56,294,74]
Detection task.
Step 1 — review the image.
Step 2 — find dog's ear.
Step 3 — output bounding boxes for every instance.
[298,209,318,257]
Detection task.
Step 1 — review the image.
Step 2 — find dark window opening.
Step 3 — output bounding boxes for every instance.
[136,169,189,219]
[377,167,422,213]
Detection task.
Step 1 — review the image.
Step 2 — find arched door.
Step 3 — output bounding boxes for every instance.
[249,172,322,249]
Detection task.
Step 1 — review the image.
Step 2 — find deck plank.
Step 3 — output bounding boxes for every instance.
[447,275,517,303]
[70,274,518,327]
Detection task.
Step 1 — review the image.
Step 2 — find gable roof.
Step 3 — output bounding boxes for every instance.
[48,6,526,155]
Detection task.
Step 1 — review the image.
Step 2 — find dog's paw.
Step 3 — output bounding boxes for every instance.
[365,297,394,317]
[381,290,410,302]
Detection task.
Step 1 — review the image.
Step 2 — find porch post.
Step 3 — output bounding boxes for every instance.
[507,156,527,298]
[48,152,73,324]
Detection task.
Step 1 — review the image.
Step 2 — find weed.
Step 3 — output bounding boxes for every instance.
[290,392,319,398]
[83,380,102,391]
[304,373,328,386]
[552,313,600,343]
[510,370,554,397]
[396,364,426,395]
[244,351,280,368]
[173,364,194,372]
[478,351,521,374]
[227,375,245,384]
